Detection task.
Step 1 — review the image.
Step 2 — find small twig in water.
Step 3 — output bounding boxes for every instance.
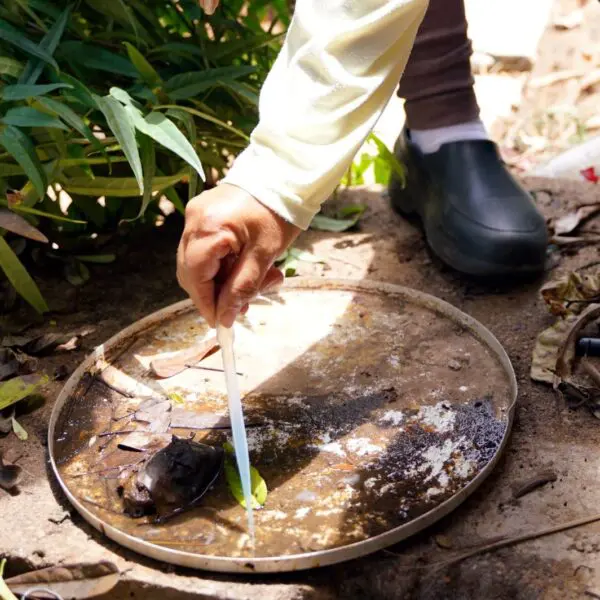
[185,364,244,376]
[98,430,139,438]
[70,461,144,478]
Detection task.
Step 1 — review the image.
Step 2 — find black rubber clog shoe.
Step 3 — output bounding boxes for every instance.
[389,131,548,276]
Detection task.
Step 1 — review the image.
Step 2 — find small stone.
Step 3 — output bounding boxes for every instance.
[434,534,453,549]
[53,364,70,381]
[448,359,462,371]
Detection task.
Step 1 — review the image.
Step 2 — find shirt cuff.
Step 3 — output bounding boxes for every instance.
[222,147,319,230]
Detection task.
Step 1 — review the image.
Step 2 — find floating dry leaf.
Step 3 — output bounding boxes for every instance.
[118,432,171,453]
[150,336,219,379]
[170,408,233,430]
[5,561,119,599]
[134,400,171,423]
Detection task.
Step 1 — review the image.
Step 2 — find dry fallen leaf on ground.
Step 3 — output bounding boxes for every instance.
[552,204,600,236]
[531,267,600,384]
[149,335,219,379]
[5,561,119,599]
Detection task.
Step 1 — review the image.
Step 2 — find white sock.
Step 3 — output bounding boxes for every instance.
[409,119,489,154]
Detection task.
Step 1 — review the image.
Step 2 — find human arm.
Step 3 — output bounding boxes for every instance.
[179,0,429,327]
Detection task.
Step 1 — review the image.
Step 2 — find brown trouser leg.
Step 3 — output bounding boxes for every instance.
[398,0,479,130]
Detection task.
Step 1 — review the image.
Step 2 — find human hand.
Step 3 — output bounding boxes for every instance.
[177,184,301,328]
[198,0,219,15]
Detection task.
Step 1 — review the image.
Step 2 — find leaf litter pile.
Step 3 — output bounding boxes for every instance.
[531,263,600,415]
[0,329,90,460]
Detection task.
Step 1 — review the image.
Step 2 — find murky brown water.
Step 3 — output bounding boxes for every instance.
[53,285,513,559]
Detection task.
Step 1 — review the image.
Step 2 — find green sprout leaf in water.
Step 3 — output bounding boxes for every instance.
[167,391,185,405]
[223,442,267,509]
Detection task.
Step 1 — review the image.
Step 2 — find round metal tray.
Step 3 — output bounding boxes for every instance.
[49,279,517,573]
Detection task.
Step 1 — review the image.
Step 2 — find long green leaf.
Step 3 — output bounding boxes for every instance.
[224,80,258,106]
[155,104,249,141]
[0,19,58,70]
[61,172,186,197]
[149,42,206,62]
[0,237,48,313]
[369,133,406,184]
[0,208,48,242]
[124,42,162,89]
[0,126,47,199]
[0,558,19,600]
[165,66,255,100]
[57,73,98,109]
[0,201,86,224]
[95,95,143,194]
[2,107,68,130]
[74,253,115,264]
[0,375,45,411]
[19,6,71,84]
[0,164,25,177]
[167,108,198,199]
[126,107,204,181]
[138,133,155,217]
[36,97,105,157]
[0,57,24,79]
[208,32,284,61]
[1,83,72,102]
[59,42,137,77]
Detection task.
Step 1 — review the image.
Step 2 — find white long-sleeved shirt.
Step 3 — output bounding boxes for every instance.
[223,0,428,230]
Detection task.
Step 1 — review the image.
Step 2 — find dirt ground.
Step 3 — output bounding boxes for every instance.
[3,1,600,598]
[493,0,600,173]
[1,174,600,600]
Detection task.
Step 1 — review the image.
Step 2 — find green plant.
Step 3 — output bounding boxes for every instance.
[0,0,289,312]
[340,133,406,188]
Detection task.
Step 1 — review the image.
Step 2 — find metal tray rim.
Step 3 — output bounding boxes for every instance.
[48,278,518,574]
